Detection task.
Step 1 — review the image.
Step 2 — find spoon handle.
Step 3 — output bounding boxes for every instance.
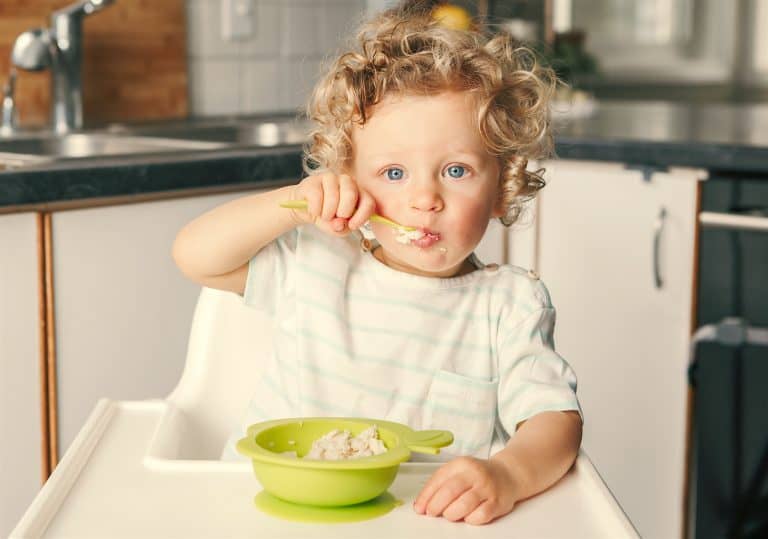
[279,199,309,210]
[279,200,415,231]
[369,214,407,229]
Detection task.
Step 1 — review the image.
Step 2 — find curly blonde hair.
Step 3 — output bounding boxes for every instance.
[303,2,557,226]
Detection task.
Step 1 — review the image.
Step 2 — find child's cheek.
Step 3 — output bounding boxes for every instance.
[452,200,494,244]
[372,196,400,225]
[359,182,387,213]
[453,219,488,251]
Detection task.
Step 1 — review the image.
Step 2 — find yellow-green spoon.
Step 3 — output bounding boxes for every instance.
[279,199,416,232]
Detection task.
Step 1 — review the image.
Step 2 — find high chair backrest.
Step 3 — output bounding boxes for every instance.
[166,286,272,459]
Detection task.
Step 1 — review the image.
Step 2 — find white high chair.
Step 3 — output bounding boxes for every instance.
[12,287,639,538]
[151,286,273,461]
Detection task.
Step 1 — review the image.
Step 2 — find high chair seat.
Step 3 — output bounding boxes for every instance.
[164,286,273,460]
[11,287,639,538]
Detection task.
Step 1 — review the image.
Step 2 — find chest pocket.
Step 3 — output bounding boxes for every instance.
[423,369,498,458]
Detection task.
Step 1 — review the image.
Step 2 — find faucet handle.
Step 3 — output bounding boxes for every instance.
[12,29,52,71]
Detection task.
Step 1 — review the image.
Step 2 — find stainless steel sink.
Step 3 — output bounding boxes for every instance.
[0,133,227,168]
[111,118,312,147]
[0,116,310,171]
[0,133,225,158]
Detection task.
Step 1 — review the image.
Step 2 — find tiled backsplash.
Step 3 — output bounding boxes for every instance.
[186,0,368,116]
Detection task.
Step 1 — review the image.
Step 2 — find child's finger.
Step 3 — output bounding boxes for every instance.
[441,488,484,522]
[422,477,472,517]
[463,499,499,526]
[330,216,348,233]
[413,462,459,513]
[336,174,359,219]
[347,190,376,230]
[302,180,323,221]
[320,173,340,222]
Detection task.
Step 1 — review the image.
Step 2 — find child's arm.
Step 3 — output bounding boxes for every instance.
[413,410,582,525]
[172,173,375,294]
[172,185,299,294]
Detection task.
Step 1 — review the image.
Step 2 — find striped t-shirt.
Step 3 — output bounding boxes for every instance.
[221,225,581,461]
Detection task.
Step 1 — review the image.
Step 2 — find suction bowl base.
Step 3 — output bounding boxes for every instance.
[253,491,403,523]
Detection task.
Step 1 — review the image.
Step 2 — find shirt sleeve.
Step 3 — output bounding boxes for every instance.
[496,297,582,437]
[242,229,297,315]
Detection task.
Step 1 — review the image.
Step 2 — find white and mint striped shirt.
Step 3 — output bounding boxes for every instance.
[222,226,581,461]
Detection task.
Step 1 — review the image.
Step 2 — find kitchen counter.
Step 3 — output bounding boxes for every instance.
[2,100,768,211]
[0,146,304,212]
[555,100,768,174]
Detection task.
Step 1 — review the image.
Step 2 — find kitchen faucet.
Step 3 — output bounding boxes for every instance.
[10,0,115,134]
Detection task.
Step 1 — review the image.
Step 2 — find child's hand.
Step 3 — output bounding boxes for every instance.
[290,172,375,235]
[413,456,519,525]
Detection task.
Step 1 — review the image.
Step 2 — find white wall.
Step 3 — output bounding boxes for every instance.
[185,0,367,115]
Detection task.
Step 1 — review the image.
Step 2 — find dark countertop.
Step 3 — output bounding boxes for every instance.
[2,100,768,211]
[0,147,305,213]
[554,100,768,174]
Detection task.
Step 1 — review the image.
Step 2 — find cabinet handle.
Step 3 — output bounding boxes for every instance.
[699,211,768,232]
[653,207,667,289]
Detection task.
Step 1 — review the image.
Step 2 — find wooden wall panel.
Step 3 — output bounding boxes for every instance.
[0,0,187,128]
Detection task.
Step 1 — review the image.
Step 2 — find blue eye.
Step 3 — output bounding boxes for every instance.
[386,167,405,181]
[445,165,466,179]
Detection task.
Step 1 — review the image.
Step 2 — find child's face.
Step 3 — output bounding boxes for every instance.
[350,91,503,278]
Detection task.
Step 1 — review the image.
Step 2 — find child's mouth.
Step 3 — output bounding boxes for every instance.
[392,226,441,248]
[410,228,440,248]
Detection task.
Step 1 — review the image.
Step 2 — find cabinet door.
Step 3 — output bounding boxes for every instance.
[537,160,702,539]
[0,213,42,538]
[51,191,266,454]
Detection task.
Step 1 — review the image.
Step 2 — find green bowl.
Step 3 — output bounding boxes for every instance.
[236,417,453,507]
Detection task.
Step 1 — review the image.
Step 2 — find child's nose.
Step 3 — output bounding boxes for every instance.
[408,185,444,212]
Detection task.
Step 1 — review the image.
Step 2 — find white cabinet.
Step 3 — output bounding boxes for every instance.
[536,160,703,539]
[475,218,505,264]
[475,209,537,268]
[0,213,42,538]
[51,191,263,454]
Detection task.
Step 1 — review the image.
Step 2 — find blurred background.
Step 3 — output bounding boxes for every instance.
[2,0,767,125]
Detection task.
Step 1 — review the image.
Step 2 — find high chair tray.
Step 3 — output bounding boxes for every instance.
[11,400,638,538]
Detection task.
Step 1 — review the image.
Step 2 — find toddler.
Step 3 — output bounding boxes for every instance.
[173,2,582,525]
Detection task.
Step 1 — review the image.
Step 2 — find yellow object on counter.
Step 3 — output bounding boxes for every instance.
[431,3,473,31]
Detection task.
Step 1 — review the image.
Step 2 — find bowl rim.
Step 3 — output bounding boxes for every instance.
[236,417,420,470]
